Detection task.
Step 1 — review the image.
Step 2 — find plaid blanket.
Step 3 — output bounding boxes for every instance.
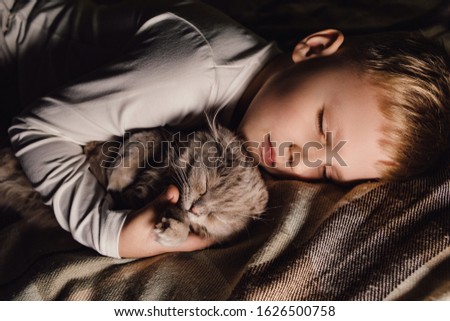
[0,147,449,300]
[232,170,450,300]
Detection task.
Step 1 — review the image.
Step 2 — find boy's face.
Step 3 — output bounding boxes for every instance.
[238,57,392,183]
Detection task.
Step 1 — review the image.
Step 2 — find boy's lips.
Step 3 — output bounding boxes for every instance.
[262,134,275,167]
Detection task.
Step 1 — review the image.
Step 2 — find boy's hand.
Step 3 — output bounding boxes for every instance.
[118,185,216,258]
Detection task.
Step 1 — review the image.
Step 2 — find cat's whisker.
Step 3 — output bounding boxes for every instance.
[250,215,273,224]
[173,174,187,197]
[172,167,183,185]
[171,158,189,190]
[181,167,189,185]
[172,178,182,191]
[180,170,189,193]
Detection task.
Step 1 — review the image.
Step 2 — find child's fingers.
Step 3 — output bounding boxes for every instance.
[145,185,179,216]
[162,184,180,204]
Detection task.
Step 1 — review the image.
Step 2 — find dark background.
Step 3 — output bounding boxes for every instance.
[203,0,450,51]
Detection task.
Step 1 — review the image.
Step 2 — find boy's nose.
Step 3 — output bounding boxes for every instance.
[276,142,327,170]
[301,142,327,168]
[265,142,331,181]
[275,143,300,167]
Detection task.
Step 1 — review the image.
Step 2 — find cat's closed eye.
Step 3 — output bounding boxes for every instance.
[199,175,207,195]
[193,189,206,205]
[193,180,207,205]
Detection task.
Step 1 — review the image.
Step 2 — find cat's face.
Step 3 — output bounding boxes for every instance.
[174,127,268,241]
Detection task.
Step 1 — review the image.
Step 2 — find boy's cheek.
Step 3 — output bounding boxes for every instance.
[242,141,262,165]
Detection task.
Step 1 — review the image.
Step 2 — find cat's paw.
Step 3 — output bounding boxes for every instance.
[155,217,190,247]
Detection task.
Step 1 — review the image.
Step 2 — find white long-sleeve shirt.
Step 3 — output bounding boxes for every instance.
[6,0,280,257]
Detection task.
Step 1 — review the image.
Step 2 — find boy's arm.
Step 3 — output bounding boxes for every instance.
[8,16,213,258]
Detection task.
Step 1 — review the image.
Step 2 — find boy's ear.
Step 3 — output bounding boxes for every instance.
[292,29,344,63]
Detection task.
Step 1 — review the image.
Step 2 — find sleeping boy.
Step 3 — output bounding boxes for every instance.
[2,0,449,258]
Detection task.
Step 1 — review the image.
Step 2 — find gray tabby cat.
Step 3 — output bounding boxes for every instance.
[84,121,268,247]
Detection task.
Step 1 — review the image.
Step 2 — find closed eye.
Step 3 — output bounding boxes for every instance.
[192,189,206,207]
[200,175,208,196]
[317,107,325,135]
[317,107,328,149]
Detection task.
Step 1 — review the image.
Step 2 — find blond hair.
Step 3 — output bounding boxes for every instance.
[340,32,450,181]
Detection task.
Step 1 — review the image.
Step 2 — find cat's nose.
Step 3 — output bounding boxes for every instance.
[190,205,201,216]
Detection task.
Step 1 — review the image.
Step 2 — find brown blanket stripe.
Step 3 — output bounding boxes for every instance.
[231,165,450,300]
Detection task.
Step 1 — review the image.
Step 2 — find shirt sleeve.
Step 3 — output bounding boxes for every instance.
[8,13,214,258]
